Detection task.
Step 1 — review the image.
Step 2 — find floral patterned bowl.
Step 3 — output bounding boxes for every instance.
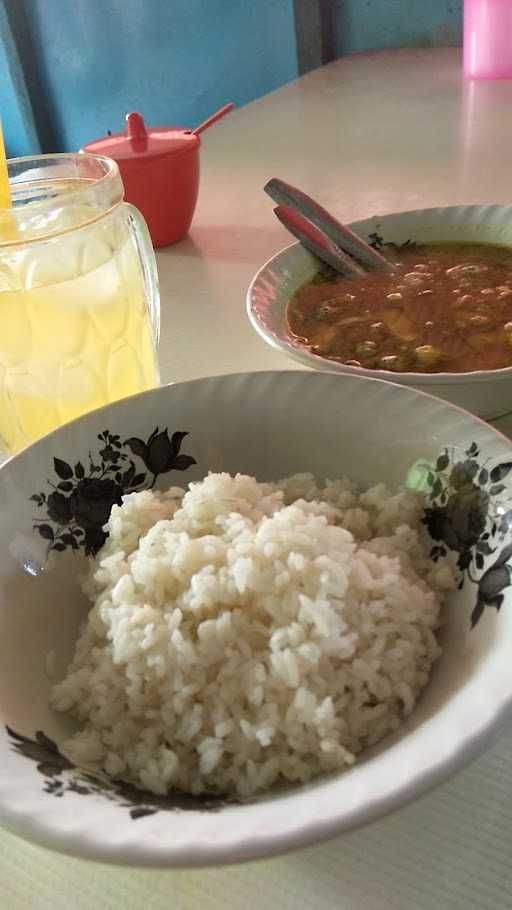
[247,204,512,420]
[1,370,512,868]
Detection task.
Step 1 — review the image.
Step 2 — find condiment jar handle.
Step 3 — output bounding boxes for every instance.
[126,203,160,345]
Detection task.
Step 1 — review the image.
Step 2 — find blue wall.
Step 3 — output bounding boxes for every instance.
[2,0,463,155]
[334,0,462,55]
[0,1,39,156]
[7,0,298,153]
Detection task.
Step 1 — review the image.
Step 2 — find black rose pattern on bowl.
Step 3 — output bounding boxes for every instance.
[6,727,229,819]
[367,230,416,253]
[31,427,196,556]
[422,441,512,627]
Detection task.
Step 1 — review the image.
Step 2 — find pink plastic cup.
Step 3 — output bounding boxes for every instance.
[464,0,512,78]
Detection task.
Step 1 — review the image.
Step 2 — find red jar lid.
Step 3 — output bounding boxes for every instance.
[83,111,199,168]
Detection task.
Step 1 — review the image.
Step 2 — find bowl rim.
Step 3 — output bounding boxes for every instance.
[1,369,512,868]
[246,203,512,385]
[1,710,507,870]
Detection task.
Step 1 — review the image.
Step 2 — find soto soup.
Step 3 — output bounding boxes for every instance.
[286,242,512,374]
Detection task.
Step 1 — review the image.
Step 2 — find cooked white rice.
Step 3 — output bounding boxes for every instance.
[51,472,455,798]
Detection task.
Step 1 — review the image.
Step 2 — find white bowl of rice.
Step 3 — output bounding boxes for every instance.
[1,370,512,867]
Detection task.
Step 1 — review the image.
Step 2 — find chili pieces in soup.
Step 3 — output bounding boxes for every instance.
[286,242,512,373]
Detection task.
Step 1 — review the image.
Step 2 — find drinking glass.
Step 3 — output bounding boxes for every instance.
[0,153,160,454]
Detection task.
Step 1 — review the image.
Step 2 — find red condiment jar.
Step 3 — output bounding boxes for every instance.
[82,112,200,248]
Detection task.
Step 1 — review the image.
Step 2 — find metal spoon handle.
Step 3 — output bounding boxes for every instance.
[274,205,365,277]
[265,177,393,272]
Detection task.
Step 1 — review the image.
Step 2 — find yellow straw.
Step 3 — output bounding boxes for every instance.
[0,120,15,239]
[0,121,11,207]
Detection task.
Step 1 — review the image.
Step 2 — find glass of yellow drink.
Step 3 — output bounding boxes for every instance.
[0,153,160,454]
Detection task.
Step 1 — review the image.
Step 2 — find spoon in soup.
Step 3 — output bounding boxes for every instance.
[265,177,395,274]
[273,204,366,277]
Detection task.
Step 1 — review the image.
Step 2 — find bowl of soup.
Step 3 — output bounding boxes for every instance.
[247,204,512,419]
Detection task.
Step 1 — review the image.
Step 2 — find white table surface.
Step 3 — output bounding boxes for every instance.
[2,46,512,908]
